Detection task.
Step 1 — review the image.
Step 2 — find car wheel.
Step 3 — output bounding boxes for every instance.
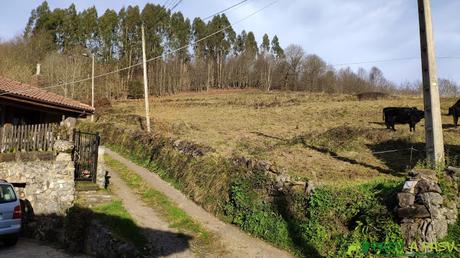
[3,235,18,246]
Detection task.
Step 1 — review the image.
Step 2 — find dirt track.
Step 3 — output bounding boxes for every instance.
[109,167,195,257]
[106,148,293,258]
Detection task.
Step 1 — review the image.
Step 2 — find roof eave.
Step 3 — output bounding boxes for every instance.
[0,95,95,115]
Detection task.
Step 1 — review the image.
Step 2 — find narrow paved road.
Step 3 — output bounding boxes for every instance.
[0,238,88,258]
[109,167,195,257]
[106,148,293,258]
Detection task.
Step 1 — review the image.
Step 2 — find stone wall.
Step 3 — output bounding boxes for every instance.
[0,152,75,215]
[84,220,140,257]
[397,169,458,245]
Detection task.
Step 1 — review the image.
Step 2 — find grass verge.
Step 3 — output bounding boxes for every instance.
[104,154,218,256]
[93,200,148,249]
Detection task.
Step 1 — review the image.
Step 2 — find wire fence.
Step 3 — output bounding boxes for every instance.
[372,146,421,168]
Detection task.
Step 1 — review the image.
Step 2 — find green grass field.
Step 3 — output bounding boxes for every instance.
[99,89,460,186]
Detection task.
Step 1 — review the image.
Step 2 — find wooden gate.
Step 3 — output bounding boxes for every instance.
[73,130,100,182]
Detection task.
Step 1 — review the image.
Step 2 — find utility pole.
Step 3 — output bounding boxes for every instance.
[91,53,95,122]
[141,23,152,132]
[417,0,444,164]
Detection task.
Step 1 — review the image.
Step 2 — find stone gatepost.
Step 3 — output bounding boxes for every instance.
[96,146,107,189]
[397,169,458,245]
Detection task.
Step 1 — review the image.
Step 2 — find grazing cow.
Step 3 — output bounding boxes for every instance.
[383,107,425,132]
[448,99,460,127]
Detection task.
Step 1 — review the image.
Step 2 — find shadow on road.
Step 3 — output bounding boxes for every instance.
[0,205,193,258]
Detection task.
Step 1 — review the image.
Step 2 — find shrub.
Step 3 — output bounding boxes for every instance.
[127,80,144,99]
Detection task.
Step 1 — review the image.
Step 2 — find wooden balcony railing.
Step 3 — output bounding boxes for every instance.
[0,124,55,153]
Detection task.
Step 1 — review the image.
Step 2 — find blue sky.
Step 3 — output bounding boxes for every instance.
[0,0,458,84]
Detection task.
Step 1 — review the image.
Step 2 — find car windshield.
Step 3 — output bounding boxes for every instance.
[0,185,17,203]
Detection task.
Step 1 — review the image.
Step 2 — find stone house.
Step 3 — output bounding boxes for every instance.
[0,75,98,215]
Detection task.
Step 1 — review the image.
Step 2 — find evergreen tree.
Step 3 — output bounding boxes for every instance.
[14,2,342,98]
[234,30,247,56]
[79,7,99,52]
[98,9,119,62]
[271,35,284,58]
[192,17,207,59]
[260,33,270,54]
[244,31,258,60]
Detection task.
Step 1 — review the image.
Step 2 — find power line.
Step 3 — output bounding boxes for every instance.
[0,0,278,97]
[331,56,460,67]
[332,57,418,67]
[162,0,173,9]
[170,0,184,11]
[439,56,460,60]
[203,0,249,21]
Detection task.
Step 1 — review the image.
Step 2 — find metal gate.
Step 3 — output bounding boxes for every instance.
[73,130,100,182]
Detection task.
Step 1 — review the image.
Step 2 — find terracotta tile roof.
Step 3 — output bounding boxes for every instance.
[0,76,95,114]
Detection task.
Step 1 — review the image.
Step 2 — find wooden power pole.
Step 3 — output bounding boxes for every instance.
[417,0,444,164]
[91,54,95,122]
[141,24,152,132]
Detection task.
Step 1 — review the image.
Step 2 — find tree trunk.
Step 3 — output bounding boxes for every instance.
[267,61,273,92]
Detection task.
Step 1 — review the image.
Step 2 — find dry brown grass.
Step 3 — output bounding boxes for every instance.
[101,89,460,186]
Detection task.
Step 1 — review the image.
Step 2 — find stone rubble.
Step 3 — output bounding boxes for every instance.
[172,139,213,158]
[232,156,311,193]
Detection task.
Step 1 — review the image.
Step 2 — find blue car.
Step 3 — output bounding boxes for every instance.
[0,180,21,246]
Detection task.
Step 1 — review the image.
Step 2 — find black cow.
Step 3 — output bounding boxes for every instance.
[448,99,460,127]
[383,107,424,131]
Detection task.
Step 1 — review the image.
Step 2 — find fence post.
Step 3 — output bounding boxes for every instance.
[93,132,101,183]
[0,126,3,153]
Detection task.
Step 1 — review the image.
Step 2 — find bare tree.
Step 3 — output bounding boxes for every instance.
[439,78,459,97]
[301,54,327,92]
[283,44,304,90]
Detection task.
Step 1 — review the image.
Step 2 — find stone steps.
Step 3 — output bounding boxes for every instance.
[77,190,114,208]
[75,182,99,192]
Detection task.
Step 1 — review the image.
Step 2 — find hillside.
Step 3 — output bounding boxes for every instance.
[98,89,460,186]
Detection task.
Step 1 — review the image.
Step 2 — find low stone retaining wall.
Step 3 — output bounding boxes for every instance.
[85,220,140,257]
[0,151,75,215]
